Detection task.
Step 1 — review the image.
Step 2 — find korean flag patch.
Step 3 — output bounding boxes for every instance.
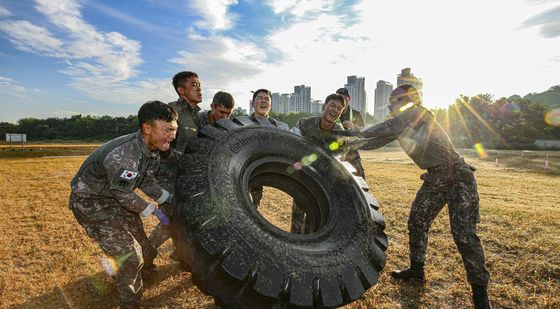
[120,170,138,180]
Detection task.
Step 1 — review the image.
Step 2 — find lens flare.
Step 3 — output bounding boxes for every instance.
[101,252,134,277]
[399,102,415,112]
[329,142,339,151]
[293,162,303,170]
[286,166,295,174]
[500,102,520,113]
[101,256,119,277]
[301,153,318,166]
[474,143,488,159]
[544,108,560,126]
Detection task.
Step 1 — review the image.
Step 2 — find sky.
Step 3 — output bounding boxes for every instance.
[0,0,559,123]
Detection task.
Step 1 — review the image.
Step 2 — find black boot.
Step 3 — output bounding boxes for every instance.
[390,261,425,280]
[472,284,491,309]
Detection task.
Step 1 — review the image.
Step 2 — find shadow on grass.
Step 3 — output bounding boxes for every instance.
[394,279,426,309]
[9,264,194,309]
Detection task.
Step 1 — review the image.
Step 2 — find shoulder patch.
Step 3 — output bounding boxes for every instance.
[120,170,138,180]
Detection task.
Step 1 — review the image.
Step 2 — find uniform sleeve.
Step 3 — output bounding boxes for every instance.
[358,108,417,150]
[290,119,303,136]
[103,150,153,216]
[138,156,170,204]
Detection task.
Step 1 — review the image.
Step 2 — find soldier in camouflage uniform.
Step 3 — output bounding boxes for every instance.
[69,101,176,309]
[248,89,290,207]
[290,93,348,234]
[198,91,235,127]
[336,87,366,178]
[359,85,491,309]
[150,71,203,257]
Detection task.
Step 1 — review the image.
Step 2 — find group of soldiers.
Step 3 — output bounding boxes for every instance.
[69,71,491,308]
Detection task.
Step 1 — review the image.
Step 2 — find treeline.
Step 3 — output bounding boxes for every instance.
[1,94,558,149]
[433,94,559,149]
[0,114,138,141]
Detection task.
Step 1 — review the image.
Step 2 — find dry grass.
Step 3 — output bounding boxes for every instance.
[0,149,558,308]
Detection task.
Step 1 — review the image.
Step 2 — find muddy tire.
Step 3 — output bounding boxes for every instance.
[172,117,388,308]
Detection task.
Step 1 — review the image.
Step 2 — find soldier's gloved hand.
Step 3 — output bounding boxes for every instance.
[153,208,171,226]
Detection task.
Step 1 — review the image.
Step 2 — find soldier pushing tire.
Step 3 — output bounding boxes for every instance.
[172,117,388,308]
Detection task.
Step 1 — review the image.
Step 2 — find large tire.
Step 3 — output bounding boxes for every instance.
[172,117,388,308]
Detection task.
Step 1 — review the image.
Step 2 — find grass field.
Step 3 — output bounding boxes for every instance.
[0,149,559,308]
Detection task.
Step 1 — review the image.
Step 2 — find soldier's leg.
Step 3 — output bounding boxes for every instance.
[408,180,447,263]
[125,215,158,268]
[149,223,173,251]
[148,202,173,251]
[448,171,490,286]
[290,201,305,234]
[392,180,447,280]
[81,218,144,308]
[250,186,264,208]
[349,157,366,178]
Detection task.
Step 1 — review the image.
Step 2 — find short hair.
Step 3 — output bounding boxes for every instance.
[252,89,271,103]
[212,91,235,109]
[172,71,198,95]
[390,84,422,105]
[138,100,178,127]
[336,88,350,97]
[324,93,347,107]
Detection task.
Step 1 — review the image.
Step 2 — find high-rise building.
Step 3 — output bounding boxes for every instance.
[310,99,323,114]
[344,76,366,114]
[397,68,423,95]
[271,92,282,113]
[294,85,311,113]
[290,93,298,113]
[281,93,291,113]
[374,80,393,122]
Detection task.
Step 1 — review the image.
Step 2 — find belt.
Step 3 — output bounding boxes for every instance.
[427,158,465,173]
[427,164,453,173]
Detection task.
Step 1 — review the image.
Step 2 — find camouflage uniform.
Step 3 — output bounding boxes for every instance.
[198,110,212,127]
[339,108,366,178]
[151,98,201,251]
[290,116,347,234]
[361,105,490,286]
[248,115,290,207]
[69,131,169,308]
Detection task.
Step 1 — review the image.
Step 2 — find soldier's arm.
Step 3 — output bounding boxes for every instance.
[103,151,156,216]
[357,109,418,150]
[138,156,172,204]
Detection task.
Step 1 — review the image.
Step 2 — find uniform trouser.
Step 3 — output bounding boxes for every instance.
[70,197,157,307]
[345,154,365,179]
[151,161,175,251]
[408,165,490,286]
[149,202,173,250]
[250,186,264,208]
[290,202,310,234]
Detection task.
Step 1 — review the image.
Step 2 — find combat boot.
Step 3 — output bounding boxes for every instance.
[390,261,425,280]
[472,284,491,309]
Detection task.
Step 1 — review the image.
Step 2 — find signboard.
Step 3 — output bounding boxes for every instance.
[6,133,27,142]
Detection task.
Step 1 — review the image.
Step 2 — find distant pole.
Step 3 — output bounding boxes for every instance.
[545,153,549,170]
[495,152,500,167]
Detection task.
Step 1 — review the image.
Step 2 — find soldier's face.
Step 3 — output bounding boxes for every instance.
[210,103,233,122]
[322,99,345,124]
[388,94,412,116]
[178,77,202,104]
[143,120,178,152]
[252,92,271,117]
